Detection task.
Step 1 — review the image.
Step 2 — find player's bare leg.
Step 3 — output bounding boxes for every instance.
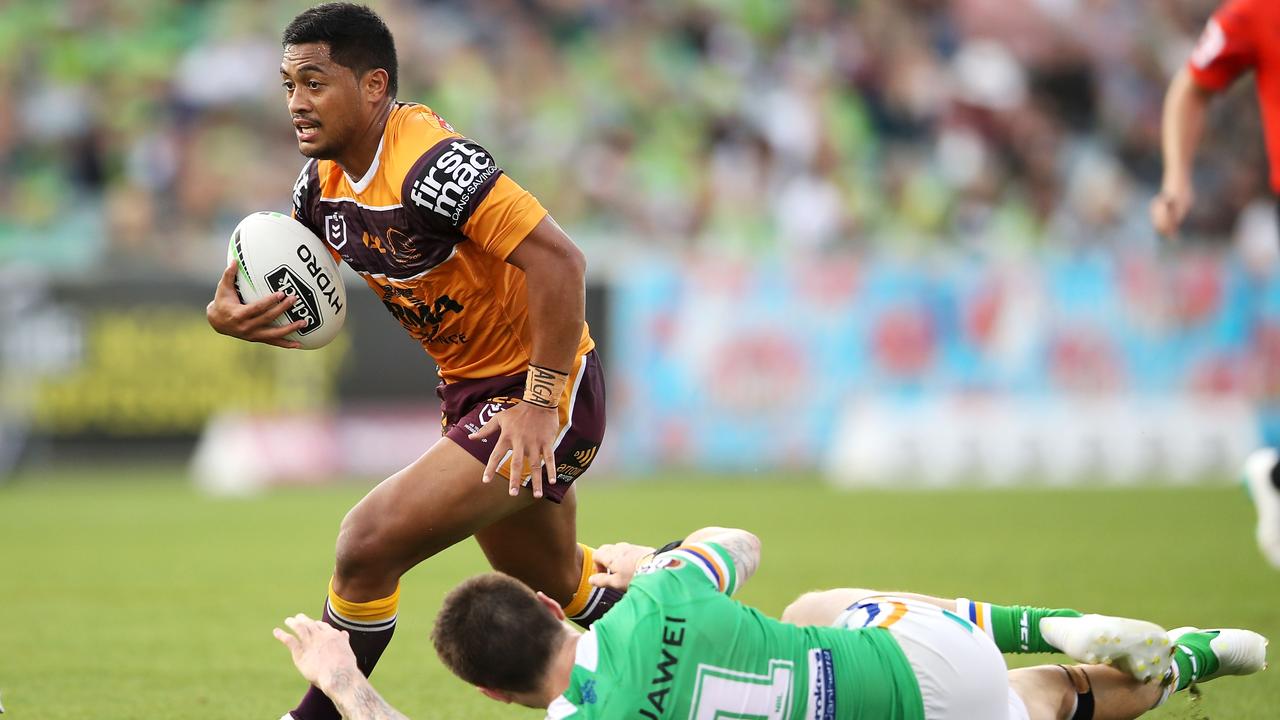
[333,438,535,600]
[782,588,947,625]
[475,485,623,625]
[778,591,1172,712]
[290,437,538,719]
[476,485,580,603]
[785,591,1266,718]
[783,588,1088,655]
[1009,634,1265,720]
[1010,664,1163,720]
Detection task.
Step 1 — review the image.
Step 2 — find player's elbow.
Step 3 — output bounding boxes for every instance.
[739,529,762,563]
[560,241,587,283]
[525,237,585,290]
[686,526,757,547]
[685,526,762,573]
[1171,66,1215,107]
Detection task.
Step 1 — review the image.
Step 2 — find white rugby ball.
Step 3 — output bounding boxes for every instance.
[227,211,347,349]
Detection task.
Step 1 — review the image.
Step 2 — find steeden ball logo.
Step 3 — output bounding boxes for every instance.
[266,265,322,335]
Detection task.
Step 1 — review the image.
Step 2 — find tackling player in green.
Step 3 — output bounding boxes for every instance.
[275,526,1267,720]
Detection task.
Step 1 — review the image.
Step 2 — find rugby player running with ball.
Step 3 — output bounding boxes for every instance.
[207,5,616,719]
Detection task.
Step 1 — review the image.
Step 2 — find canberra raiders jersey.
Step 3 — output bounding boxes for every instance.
[548,543,925,720]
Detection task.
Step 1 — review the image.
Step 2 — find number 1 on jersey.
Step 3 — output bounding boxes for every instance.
[690,659,795,719]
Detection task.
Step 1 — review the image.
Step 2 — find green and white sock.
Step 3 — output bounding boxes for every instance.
[1170,631,1222,691]
[955,598,1083,653]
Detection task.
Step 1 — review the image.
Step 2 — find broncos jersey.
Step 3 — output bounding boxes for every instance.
[291,102,594,381]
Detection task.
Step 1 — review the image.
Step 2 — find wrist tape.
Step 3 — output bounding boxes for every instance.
[523,364,568,408]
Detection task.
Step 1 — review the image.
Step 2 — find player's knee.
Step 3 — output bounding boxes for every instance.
[334,509,399,585]
[781,588,876,626]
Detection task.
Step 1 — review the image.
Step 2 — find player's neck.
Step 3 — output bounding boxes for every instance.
[535,629,581,707]
[335,99,394,181]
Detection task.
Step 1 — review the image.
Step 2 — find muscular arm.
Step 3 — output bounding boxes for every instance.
[321,668,411,720]
[470,215,587,496]
[274,614,410,720]
[590,526,762,593]
[1152,67,1217,237]
[503,215,587,374]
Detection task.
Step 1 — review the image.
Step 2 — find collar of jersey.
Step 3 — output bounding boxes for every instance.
[575,627,599,671]
[344,133,386,194]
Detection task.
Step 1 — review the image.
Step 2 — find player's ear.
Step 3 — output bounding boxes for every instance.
[477,686,513,704]
[536,590,567,621]
[363,68,389,101]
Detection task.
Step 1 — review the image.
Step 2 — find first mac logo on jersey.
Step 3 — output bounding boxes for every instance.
[408,139,498,227]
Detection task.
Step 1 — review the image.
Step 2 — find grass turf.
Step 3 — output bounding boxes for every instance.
[1,469,1275,719]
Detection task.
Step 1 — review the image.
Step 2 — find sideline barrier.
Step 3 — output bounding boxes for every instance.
[610,251,1280,482]
[824,396,1259,487]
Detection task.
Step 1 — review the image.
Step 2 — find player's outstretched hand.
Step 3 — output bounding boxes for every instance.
[1150,184,1193,239]
[469,401,559,499]
[588,542,657,592]
[273,613,357,690]
[207,260,308,348]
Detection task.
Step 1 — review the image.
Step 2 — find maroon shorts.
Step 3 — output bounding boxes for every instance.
[438,350,606,503]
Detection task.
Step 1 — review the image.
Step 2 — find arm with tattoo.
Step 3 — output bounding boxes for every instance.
[589,527,762,594]
[682,526,762,590]
[323,667,411,720]
[274,613,412,720]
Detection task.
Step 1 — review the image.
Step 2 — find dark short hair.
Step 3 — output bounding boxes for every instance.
[283,3,399,97]
[431,573,564,693]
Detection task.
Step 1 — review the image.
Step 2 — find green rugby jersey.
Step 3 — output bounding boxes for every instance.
[546,543,925,720]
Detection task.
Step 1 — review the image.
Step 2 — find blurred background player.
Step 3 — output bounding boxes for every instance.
[273,526,1269,720]
[205,4,618,719]
[1150,0,1280,240]
[1150,0,1280,569]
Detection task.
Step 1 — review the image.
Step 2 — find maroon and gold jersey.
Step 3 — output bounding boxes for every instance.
[291,102,594,382]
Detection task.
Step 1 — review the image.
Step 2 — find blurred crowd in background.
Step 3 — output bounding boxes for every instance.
[0,0,1273,275]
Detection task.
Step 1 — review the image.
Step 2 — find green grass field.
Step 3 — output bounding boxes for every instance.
[1,469,1276,719]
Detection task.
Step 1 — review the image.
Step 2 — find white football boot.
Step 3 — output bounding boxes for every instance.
[1243,447,1280,569]
[1167,626,1269,686]
[1041,614,1174,682]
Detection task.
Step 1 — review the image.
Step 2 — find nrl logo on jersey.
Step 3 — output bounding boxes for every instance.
[325,213,348,249]
[408,139,498,227]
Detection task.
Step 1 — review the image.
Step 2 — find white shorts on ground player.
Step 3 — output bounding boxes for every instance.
[836,596,1015,720]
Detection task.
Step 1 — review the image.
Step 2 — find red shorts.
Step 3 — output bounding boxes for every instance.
[437,350,606,503]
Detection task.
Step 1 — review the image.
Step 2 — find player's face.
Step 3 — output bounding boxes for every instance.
[280,42,364,159]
